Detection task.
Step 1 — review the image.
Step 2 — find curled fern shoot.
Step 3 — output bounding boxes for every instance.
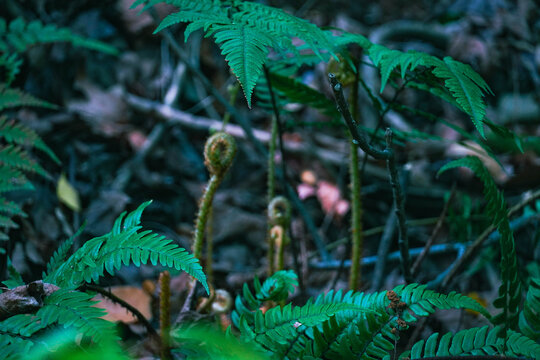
[438,156,521,337]
[268,196,291,273]
[193,132,236,261]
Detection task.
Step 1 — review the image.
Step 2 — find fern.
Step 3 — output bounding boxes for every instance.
[368,45,493,138]
[0,290,117,357]
[0,18,117,55]
[232,270,298,329]
[519,276,540,341]
[44,201,209,293]
[42,225,84,280]
[438,156,521,337]
[233,279,489,360]
[145,0,335,107]
[402,326,540,360]
[300,283,490,359]
[0,85,56,111]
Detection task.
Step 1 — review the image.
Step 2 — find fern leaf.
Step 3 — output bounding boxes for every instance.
[368,45,492,138]
[0,167,34,193]
[519,276,540,341]
[42,225,84,279]
[0,145,48,178]
[0,84,56,111]
[0,332,33,360]
[438,156,521,336]
[153,2,230,39]
[45,201,209,294]
[402,326,540,359]
[0,116,59,163]
[232,270,298,329]
[210,24,274,108]
[0,53,22,86]
[0,18,118,55]
[240,302,379,358]
[37,289,117,343]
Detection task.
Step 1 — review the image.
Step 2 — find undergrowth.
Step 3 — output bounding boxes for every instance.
[0,1,538,359]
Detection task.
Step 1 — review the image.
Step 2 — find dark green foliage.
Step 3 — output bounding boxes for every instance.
[139,0,335,107]
[402,326,540,359]
[232,280,491,360]
[438,156,521,337]
[368,45,493,138]
[232,270,298,328]
[519,277,540,341]
[44,201,209,293]
[0,289,117,357]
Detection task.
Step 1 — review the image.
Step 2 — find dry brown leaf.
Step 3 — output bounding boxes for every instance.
[93,285,152,323]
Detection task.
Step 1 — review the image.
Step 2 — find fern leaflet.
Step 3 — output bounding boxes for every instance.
[402,326,540,360]
[519,276,540,341]
[44,201,209,294]
[438,156,521,337]
[368,45,493,138]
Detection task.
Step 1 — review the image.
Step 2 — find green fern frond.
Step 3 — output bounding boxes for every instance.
[0,116,59,163]
[232,270,298,328]
[36,289,117,343]
[402,326,540,360]
[0,167,33,193]
[0,145,48,178]
[302,283,489,359]
[0,18,118,55]
[45,201,209,294]
[150,0,335,107]
[0,199,25,218]
[42,225,84,280]
[0,332,33,360]
[239,301,379,359]
[519,276,540,341]
[438,156,521,336]
[368,45,493,138]
[153,1,229,39]
[209,24,274,108]
[0,53,22,86]
[0,84,56,111]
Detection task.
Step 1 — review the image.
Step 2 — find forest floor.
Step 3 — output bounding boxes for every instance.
[1,0,539,358]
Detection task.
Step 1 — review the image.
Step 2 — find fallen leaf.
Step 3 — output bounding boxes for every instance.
[56,173,81,212]
[93,285,152,323]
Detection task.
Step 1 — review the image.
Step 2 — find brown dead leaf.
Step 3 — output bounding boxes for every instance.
[93,285,152,323]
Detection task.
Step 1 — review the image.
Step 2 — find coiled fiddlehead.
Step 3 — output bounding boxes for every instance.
[268,196,292,273]
[193,132,237,262]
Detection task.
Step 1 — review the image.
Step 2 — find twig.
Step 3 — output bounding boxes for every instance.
[329,73,411,282]
[81,284,158,340]
[411,184,456,276]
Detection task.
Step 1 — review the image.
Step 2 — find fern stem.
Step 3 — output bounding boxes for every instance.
[159,271,171,360]
[329,73,411,283]
[193,132,236,261]
[267,116,278,276]
[348,63,364,291]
